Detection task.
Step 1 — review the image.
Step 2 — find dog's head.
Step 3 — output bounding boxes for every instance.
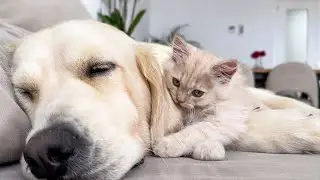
[10,20,168,180]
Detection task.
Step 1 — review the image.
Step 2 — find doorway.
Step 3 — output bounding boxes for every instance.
[273,0,318,67]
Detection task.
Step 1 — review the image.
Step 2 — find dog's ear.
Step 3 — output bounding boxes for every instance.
[2,41,22,78]
[3,27,30,74]
[135,44,169,143]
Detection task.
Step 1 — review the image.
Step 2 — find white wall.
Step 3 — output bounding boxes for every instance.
[81,0,320,68]
[132,0,150,41]
[149,0,320,68]
[149,0,277,68]
[80,0,100,19]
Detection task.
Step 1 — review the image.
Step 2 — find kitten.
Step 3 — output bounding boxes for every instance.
[153,36,261,160]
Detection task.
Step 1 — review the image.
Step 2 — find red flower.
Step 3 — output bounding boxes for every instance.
[259,51,266,57]
[251,50,266,60]
[251,51,260,59]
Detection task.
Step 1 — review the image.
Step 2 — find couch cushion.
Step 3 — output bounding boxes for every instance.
[0,21,30,164]
[1,152,320,180]
[0,0,91,32]
[127,152,320,180]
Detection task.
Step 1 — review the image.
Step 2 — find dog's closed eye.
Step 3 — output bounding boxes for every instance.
[88,62,116,78]
[15,87,37,102]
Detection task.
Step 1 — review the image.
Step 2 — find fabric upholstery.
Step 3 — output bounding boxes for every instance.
[0,21,30,164]
[0,0,91,32]
[126,153,320,180]
[1,152,320,179]
[266,62,319,107]
[276,90,313,106]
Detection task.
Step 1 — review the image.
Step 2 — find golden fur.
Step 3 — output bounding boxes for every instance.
[10,20,320,180]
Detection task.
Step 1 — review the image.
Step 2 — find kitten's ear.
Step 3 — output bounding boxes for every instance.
[212,59,238,82]
[171,35,189,63]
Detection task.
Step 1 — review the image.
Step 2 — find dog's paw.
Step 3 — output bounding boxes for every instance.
[192,141,226,161]
[152,136,187,158]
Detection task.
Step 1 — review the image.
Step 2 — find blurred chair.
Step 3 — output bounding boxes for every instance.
[240,63,255,87]
[266,62,319,107]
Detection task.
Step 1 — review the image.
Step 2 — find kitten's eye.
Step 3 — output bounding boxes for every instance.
[88,62,116,77]
[214,73,222,78]
[192,90,205,97]
[172,77,180,87]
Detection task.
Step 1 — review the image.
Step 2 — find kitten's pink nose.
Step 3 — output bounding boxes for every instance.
[176,93,186,103]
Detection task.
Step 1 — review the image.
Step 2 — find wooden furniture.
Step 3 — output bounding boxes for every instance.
[252,68,272,88]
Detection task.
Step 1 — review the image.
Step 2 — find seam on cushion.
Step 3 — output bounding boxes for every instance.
[0,19,30,37]
[0,43,12,76]
[0,65,12,92]
[0,85,15,103]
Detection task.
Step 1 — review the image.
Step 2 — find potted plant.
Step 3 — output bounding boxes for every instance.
[251,50,266,68]
[146,24,202,48]
[98,0,146,37]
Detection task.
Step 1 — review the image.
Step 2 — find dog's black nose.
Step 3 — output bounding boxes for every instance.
[23,123,88,179]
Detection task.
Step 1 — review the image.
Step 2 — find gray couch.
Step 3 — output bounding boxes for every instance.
[1,152,320,180]
[1,1,320,180]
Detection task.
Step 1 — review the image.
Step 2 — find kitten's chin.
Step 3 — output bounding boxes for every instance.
[180,103,194,110]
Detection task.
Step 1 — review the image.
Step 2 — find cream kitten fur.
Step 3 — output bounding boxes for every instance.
[152,36,320,160]
[153,36,263,160]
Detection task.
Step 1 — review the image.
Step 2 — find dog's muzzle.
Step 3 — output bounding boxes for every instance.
[23,123,91,180]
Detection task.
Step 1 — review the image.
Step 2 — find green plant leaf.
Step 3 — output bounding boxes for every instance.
[147,24,201,47]
[127,9,146,36]
[97,12,114,24]
[110,9,125,31]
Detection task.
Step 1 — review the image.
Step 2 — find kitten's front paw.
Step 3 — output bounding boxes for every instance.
[192,141,226,161]
[152,136,187,158]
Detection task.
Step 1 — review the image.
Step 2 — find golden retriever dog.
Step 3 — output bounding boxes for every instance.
[10,20,320,180]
